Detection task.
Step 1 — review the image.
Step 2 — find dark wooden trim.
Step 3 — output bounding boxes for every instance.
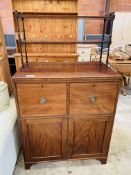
[17,39,109,45]
[13,11,111,19]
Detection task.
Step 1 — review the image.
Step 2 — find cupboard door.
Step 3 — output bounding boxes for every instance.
[21,117,67,162]
[68,117,113,159]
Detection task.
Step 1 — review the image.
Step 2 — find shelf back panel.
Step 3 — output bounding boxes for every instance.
[14,16,77,53]
[11,0,78,66]
[15,54,78,70]
[12,0,78,13]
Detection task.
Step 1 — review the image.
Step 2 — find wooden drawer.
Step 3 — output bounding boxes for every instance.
[16,83,67,117]
[70,82,118,115]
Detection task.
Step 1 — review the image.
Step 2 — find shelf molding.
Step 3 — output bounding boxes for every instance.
[16,39,109,44]
[13,11,111,19]
[13,11,78,18]
[14,53,78,57]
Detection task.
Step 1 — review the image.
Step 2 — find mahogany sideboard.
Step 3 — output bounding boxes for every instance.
[12,62,122,169]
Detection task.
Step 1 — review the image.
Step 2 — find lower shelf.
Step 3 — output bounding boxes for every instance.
[14,53,78,70]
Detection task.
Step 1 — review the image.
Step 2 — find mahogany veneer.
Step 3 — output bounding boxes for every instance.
[13,62,122,169]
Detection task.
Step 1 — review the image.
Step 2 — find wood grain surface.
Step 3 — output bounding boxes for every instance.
[12,0,78,13]
[14,53,78,70]
[68,117,113,158]
[21,117,67,161]
[11,0,78,69]
[17,83,67,116]
[70,82,118,115]
[13,62,122,82]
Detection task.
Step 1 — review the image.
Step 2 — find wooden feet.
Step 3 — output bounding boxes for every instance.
[99,158,107,164]
[25,163,32,169]
[24,158,107,170]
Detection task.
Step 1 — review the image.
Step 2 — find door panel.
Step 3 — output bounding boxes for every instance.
[68,117,113,159]
[21,117,67,162]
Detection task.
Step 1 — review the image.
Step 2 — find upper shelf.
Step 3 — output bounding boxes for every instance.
[13,11,111,19]
[13,11,78,17]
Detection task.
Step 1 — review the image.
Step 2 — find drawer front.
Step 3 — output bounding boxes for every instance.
[70,82,118,115]
[17,83,67,117]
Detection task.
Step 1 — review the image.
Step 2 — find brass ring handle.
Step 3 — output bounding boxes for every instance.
[39,96,47,104]
[89,96,97,103]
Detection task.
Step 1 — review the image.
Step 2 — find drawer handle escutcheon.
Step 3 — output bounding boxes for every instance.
[89,96,97,103]
[39,96,47,104]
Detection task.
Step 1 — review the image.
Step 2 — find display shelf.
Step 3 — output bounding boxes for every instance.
[14,53,78,57]
[13,11,115,68]
[13,11,111,19]
[13,11,78,17]
[13,8,78,63]
[12,0,115,69]
[15,33,77,41]
[14,52,78,71]
[16,39,109,44]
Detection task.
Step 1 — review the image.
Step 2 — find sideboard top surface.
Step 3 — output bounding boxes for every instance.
[12,62,122,81]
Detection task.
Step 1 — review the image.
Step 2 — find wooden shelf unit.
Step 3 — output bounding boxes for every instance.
[11,1,121,170]
[11,0,78,69]
[12,0,115,69]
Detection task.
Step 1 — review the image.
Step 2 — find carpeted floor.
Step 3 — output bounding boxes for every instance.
[13,94,131,175]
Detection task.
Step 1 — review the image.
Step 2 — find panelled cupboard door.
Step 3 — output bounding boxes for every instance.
[68,117,113,159]
[21,118,68,162]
